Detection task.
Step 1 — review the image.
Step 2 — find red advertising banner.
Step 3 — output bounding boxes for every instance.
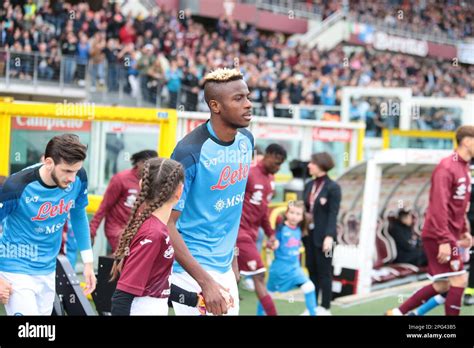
[254,124,302,140]
[348,24,458,61]
[313,128,352,142]
[12,117,91,132]
[186,119,206,134]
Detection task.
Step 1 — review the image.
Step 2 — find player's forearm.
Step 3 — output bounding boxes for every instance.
[232,249,239,283]
[167,222,213,286]
[261,212,275,238]
[70,208,94,263]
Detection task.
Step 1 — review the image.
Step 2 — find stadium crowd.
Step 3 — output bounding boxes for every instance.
[0,0,473,113]
[349,0,474,40]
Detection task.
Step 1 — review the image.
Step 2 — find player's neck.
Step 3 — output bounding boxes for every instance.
[209,117,237,142]
[456,147,472,162]
[38,165,57,187]
[151,202,173,225]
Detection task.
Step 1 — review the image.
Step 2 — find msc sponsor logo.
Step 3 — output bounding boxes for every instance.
[44,222,65,234]
[214,192,245,212]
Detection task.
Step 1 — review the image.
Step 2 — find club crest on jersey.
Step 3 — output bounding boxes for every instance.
[31,199,74,221]
[211,164,249,190]
[238,139,248,154]
[163,245,174,259]
[247,260,257,271]
[453,183,467,200]
[450,259,461,272]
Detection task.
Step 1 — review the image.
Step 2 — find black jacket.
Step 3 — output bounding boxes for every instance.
[303,175,341,248]
[388,219,420,264]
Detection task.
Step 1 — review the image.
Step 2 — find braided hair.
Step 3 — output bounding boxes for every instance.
[110,157,184,280]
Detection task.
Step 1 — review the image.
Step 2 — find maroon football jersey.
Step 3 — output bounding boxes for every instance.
[116,215,174,298]
[237,161,275,243]
[422,152,471,244]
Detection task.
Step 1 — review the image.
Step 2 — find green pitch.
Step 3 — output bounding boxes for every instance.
[1,284,472,316]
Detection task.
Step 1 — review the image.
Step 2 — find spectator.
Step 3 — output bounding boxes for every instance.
[126,46,140,98]
[1,0,472,120]
[89,32,106,90]
[388,209,427,267]
[320,76,337,106]
[103,38,121,92]
[146,57,165,105]
[137,43,155,103]
[9,41,24,79]
[76,32,90,86]
[181,64,200,111]
[300,93,316,120]
[23,0,37,21]
[61,31,78,84]
[165,59,183,108]
[37,42,54,80]
[119,18,136,45]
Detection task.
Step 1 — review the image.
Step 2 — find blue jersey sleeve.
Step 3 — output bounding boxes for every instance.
[74,168,89,209]
[0,189,19,222]
[69,208,92,252]
[0,171,32,222]
[171,144,198,212]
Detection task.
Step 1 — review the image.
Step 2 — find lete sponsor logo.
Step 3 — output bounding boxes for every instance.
[211,164,249,190]
[31,199,74,221]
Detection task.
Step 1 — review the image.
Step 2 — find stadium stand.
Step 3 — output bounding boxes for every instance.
[1,0,473,117]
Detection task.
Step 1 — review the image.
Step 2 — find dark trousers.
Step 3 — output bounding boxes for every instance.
[469,219,474,289]
[304,236,333,309]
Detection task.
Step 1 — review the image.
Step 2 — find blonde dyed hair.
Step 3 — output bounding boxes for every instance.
[203,68,243,85]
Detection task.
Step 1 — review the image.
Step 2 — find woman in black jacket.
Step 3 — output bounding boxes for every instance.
[388,209,427,267]
[303,152,341,315]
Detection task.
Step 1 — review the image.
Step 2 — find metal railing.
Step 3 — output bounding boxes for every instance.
[347,14,464,46]
[251,102,341,120]
[297,9,344,46]
[0,48,168,107]
[237,0,323,20]
[0,48,344,118]
[0,49,90,92]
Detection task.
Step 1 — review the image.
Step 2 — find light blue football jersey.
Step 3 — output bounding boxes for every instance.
[171,120,254,273]
[0,164,88,275]
[274,223,302,264]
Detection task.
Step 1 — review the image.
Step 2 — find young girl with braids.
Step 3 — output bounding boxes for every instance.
[110,158,206,315]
